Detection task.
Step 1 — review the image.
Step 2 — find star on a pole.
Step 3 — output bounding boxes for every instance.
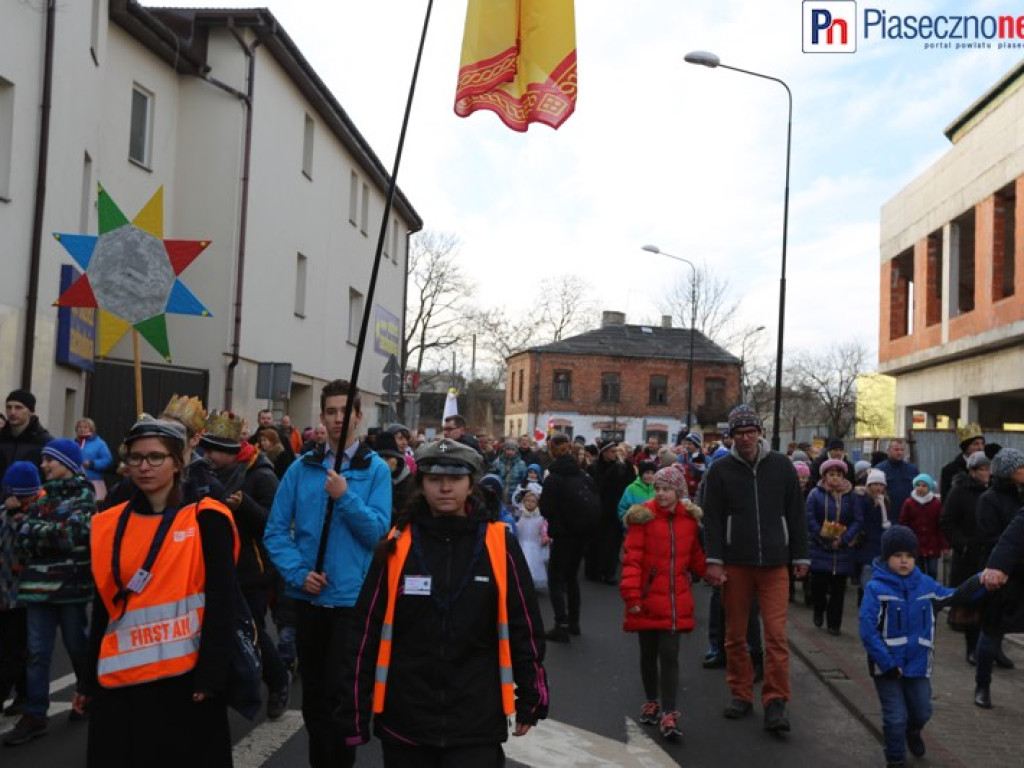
[53,184,212,361]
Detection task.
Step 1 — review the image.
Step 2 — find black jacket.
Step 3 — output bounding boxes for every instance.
[539,455,593,538]
[213,452,280,590]
[339,501,548,748]
[985,509,1024,634]
[588,457,634,522]
[0,416,53,478]
[940,473,989,586]
[701,439,809,567]
[976,477,1024,556]
[940,454,969,499]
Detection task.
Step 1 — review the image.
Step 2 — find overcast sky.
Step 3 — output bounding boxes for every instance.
[181,0,1016,367]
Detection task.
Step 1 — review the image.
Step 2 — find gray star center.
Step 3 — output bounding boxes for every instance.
[87,226,174,324]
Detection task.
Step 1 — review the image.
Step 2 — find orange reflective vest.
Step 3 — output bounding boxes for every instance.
[91,498,239,688]
[372,522,515,715]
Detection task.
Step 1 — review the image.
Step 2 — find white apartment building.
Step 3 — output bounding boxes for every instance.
[0,1,420,441]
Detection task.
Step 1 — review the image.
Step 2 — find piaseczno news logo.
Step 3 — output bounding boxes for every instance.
[803,1,857,53]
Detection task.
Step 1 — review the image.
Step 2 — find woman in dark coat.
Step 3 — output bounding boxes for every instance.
[940,451,991,663]
[972,447,1024,706]
[338,439,548,767]
[806,459,862,634]
[73,417,237,767]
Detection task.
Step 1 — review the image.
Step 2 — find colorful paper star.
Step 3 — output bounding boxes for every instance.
[53,184,212,361]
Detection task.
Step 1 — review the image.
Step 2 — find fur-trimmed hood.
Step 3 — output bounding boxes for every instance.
[624,499,702,525]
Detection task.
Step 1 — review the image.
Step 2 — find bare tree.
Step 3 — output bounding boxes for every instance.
[403,232,473,389]
[659,264,741,346]
[539,274,599,342]
[470,274,598,377]
[788,340,871,438]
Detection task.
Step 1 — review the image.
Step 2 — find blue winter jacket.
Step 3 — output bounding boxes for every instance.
[264,442,391,608]
[806,480,862,576]
[858,558,954,678]
[78,435,113,482]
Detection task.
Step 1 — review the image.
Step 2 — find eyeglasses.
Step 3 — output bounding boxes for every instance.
[731,428,759,439]
[125,452,172,468]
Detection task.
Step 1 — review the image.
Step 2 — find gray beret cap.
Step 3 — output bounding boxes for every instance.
[415,438,482,476]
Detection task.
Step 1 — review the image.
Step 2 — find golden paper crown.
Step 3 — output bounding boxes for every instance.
[204,410,243,443]
[161,394,207,436]
[956,422,983,447]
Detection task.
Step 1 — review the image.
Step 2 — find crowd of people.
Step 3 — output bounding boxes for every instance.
[1,385,1023,768]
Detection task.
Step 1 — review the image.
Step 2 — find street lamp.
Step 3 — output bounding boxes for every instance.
[684,49,792,452]
[642,244,697,435]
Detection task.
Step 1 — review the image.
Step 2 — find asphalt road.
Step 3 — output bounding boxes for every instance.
[2,578,880,767]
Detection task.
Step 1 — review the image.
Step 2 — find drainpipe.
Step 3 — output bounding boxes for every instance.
[211,19,264,410]
[21,0,56,390]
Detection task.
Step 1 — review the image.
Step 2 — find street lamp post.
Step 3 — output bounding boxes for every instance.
[642,244,697,435]
[683,50,792,452]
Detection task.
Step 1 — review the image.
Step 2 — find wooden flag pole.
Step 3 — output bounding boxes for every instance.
[132,329,144,417]
[315,0,435,574]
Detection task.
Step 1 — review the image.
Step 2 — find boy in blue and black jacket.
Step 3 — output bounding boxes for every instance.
[859,525,979,768]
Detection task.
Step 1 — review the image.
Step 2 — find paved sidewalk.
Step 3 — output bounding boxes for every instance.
[787,583,1024,767]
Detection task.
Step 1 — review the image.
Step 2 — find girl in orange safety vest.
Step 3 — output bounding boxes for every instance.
[338,437,549,768]
[72,416,239,768]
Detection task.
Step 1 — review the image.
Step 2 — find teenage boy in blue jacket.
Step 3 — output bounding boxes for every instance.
[859,525,978,768]
[264,379,391,768]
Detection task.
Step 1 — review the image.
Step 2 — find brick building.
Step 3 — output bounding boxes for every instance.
[505,311,742,445]
[879,61,1024,434]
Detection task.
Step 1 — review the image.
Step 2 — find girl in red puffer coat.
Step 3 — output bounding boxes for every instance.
[620,464,707,742]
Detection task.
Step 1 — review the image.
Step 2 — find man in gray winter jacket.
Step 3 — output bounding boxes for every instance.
[702,404,810,733]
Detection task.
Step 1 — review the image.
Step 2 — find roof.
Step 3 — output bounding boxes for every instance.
[522,323,742,365]
[111,1,422,231]
[944,57,1024,143]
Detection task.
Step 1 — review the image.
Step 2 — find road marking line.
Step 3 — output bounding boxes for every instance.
[49,673,76,695]
[0,702,73,737]
[232,710,305,768]
[504,716,675,767]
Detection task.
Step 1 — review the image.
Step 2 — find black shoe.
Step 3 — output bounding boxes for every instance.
[545,624,570,643]
[67,703,89,722]
[974,685,992,709]
[602,576,619,586]
[906,729,925,757]
[966,651,977,666]
[2,716,47,747]
[568,622,581,636]
[763,698,791,732]
[827,627,841,636]
[267,680,290,720]
[702,649,726,669]
[723,699,753,719]
[885,761,906,768]
[813,613,824,628]
[2,698,24,717]
[994,651,1015,669]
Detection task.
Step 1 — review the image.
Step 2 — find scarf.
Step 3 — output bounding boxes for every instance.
[912,490,935,505]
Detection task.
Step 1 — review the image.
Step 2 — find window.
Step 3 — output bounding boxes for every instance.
[600,372,620,403]
[705,377,726,413]
[294,253,307,317]
[649,375,668,405]
[348,171,358,225]
[80,152,93,233]
[888,247,913,339]
[129,85,153,167]
[348,288,364,343]
[952,208,975,315]
[553,370,572,401]
[391,219,400,264]
[383,220,391,258]
[360,182,369,235]
[0,77,15,200]
[518,369,525,403]
[302,114,314,179]
[925,230,942,326]
[646,430,668,445]
[601,428,625,443]
[994,183,1016,300]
